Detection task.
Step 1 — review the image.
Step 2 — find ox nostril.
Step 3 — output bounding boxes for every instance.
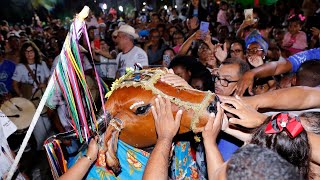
[207,102,217,114]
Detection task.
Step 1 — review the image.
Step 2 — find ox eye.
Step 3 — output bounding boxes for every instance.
[135,104,151,115]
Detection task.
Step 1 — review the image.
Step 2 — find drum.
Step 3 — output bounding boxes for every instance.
[31,87,48,115]
[1,97,36,151]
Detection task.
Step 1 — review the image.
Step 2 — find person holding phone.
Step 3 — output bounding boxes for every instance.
[161,48,176,67]
[236,8,260,40]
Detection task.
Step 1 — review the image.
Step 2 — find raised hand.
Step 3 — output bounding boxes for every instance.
[151,95,183,141]
[235,71,255,96]
[202,102,224,142]
[215,43,228,62]
[247,55,264,67]
[311,27,320,38]
[219,95,267,128]
[87,136,99,161]
[161,70,193,89]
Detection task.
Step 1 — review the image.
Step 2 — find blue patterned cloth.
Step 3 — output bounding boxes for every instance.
[288,48,320,72]
[68,140,150,180]
[170,141,202,180]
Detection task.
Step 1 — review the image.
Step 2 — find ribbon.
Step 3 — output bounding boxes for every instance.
[288,14,306,22]
[265,113,304,138]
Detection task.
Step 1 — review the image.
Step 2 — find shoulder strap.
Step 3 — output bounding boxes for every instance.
[24,63,39,85]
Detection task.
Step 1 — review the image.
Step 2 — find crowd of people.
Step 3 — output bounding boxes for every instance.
[1,0,320,179]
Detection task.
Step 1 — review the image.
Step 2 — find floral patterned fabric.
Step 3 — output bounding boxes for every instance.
[170,141,203,180]
[67,140,150,180]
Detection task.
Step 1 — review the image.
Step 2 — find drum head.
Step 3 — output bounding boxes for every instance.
[0,97,36,130]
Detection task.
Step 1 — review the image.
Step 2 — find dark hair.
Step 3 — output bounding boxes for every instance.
[187,0,208,21]
[161,47,176,57]
[168,55,196,72]
[20,41,42,65]
[250,116,310,179]
[287,15,303,25]
[190,68,214,91]
[299,112,320,135]
[227,144,301,179]
[231,39,245,51]
[156,23,166,30]
[296,60,320,87]
[221,58,250,76]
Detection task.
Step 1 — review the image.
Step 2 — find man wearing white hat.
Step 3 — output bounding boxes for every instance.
[114,24,148,77]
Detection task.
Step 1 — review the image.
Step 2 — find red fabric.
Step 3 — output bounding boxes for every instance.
[265,113,304,138]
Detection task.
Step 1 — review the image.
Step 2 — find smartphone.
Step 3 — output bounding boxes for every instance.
[244,9,253,21]
[200,21,209,33]
[200,21,209,39]
[94,39,100,49]
[163,55,171,67]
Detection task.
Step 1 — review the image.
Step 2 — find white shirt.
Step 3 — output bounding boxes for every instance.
[0,111,25,179]
[12,61,50,93]
[116,46,148,77]
[98,56,118,79]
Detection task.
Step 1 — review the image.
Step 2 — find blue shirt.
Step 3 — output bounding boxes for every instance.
[288,48,320,72]
[217,132,243,161]
[0,60,15,94]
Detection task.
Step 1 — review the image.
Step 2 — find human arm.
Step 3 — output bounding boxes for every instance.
[236,59,292,96]
[242,86,320,110]
[178,30,201,55]
[236,20,254,39]
[310,27,320,48]
[219,95,267,128]
[58,137,99,180]
[202,103,225,180]
[143,96,183,180]
[160,73,193,89]
[12,80,22,97]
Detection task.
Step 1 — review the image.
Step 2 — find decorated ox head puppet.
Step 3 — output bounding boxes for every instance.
[99,68,218,173]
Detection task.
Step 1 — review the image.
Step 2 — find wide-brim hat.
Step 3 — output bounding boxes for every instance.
[114,24,139,39]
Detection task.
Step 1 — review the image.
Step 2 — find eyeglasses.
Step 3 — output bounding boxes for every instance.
[246,48,264,55]
[215,76,238,87]
[230,49,243,54]
[151,35,160,39]
[25,49,34,54]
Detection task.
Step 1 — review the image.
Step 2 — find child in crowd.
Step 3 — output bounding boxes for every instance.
[282,15,308,55]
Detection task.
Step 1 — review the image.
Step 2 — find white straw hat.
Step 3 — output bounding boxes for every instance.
[115,24,139,39]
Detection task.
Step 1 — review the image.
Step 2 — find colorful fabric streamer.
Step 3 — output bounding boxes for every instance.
[44,139,67,179]
[46,15,107,143]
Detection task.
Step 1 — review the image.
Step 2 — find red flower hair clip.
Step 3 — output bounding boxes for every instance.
[265,113,304,139]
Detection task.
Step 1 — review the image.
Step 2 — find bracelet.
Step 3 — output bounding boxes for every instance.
[83,154,92,162]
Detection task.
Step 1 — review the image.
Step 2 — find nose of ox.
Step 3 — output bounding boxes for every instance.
[207,96,220,114]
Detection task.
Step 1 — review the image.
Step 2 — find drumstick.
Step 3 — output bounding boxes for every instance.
[8,100,22,111]
[7,114,20,118]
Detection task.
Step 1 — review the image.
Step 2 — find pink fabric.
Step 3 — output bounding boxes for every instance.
[173,44,182,54]
[282,31,307,53]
